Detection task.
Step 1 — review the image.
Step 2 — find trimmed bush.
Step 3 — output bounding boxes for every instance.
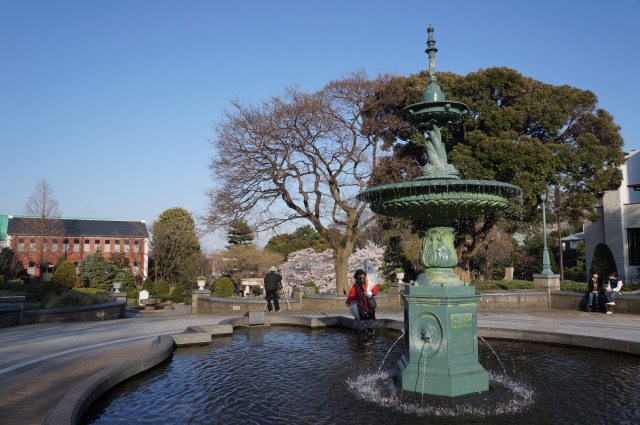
[214,277,234,298]
[127,289,138,305]
[45,290,110,308]
[591,243,617,276]
[560,280,588,292]
[152,280,170,297]
[72,287,108,294]
[169,281,192,303]
[303,281,320,294]
[473,279,534,291]
[142,278,154,293]
[51,260,77,289]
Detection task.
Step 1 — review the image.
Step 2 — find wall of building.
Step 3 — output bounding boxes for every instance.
[585,150,640,277]
[9,235,148,282]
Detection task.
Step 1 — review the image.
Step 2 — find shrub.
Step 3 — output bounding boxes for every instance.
[72,287,108,294]
[51,260,77,289]
[214,277,234,298]
[304,281,320,294]
[591,243,617,276]
[142,278,154,292]
[37,281,64,301]
[170,281,192,303]
[152,280,171,297]
[473,279,534,291]
[560,280,588,292]
[127,289,138,305]
[0,281,38,293]
[45,290,110,308]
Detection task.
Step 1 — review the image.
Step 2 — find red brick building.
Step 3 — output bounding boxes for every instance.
[1,215,149,283]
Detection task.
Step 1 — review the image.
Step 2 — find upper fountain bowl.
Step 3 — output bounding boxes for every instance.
[357,179,522,226]
[401,100,468,129]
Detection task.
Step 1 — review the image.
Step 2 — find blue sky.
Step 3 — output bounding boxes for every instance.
[1,0,639,250]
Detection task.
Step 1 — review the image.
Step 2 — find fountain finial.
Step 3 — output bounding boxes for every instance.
[421,25,446,103]
[426,24,437,78]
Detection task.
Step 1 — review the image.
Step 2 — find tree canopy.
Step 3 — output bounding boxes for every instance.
[226,219,254,248]
[264,225,329,258]
[206,71,406,294]
[373,67,625,270]
[207,66,624,287]
[151,207,201,285]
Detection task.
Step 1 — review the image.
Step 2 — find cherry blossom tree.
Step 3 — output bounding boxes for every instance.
[280,241,384,294]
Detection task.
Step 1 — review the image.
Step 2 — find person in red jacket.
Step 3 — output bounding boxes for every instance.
[346,269,379,320]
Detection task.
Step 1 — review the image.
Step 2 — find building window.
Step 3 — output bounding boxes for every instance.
[63,239,69,253]
[73,239,80,252]
[133,261,139,276]
[28,262,35,278]
[84,240,90,253]
[74,262,79,274]
[104,240,110,253]
[114,239,121,252]
[18,239,24,251]
[52,239,58,252]
[43,239,47,252]
[29,239,36,252]
[628,228,640,266]
[124,239,130,252]
[134,240,140,253]
[94,240,101,252]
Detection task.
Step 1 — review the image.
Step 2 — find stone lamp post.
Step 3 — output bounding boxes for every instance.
[533,192,561,301]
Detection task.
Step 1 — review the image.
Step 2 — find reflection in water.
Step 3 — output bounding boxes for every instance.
[84,327,640,425]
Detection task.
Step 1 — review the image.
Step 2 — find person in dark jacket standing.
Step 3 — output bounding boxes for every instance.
[264,266,283,312]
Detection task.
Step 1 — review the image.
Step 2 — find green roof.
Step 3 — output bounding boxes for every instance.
[0,215,7,241]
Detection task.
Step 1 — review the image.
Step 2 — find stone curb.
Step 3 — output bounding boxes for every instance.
[41,314,640,425]
[43,334,175,425]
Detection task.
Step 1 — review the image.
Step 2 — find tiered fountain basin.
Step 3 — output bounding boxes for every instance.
[357,179,522,225]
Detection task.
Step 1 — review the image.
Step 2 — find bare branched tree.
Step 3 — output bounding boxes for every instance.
[206,71,407,294]
[23,178,64,281]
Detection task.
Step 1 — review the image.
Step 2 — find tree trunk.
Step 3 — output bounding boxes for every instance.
[334,247,351,295]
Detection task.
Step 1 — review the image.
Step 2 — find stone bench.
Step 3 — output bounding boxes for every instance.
[140,298,161,311]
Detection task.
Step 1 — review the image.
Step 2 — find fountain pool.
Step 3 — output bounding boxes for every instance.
[84,327,640,424]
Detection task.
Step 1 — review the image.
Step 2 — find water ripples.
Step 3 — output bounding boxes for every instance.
[84,327,640,425]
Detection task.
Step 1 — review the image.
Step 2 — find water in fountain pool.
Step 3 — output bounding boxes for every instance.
[83,327,640,425]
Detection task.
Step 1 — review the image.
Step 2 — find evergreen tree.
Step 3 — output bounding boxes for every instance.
[226,220,254,248]
[151,207,201,285]
[590,243,617,276]
[264,225,328,258]
[78,250,118,291]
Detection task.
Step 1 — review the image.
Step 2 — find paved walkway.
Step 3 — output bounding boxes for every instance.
[0,307,639,424]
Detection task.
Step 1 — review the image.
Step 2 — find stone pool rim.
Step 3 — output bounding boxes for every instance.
[44,312,640,425]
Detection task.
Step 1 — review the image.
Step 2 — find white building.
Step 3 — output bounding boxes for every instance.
[584,150,640,277]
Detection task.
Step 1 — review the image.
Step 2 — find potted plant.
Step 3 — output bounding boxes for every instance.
[197,276,207,290]
[394,268,405,283]
[112,281,122,293]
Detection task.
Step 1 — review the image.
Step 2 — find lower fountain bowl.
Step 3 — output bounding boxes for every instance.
[357,179,522,224]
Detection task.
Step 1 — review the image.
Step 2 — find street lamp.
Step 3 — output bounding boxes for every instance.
[540,193,554,276]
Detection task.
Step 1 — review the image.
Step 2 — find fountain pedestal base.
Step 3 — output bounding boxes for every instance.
[398,285,489,397]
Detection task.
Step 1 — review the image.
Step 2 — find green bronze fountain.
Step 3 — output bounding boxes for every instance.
[357,26,521,397]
